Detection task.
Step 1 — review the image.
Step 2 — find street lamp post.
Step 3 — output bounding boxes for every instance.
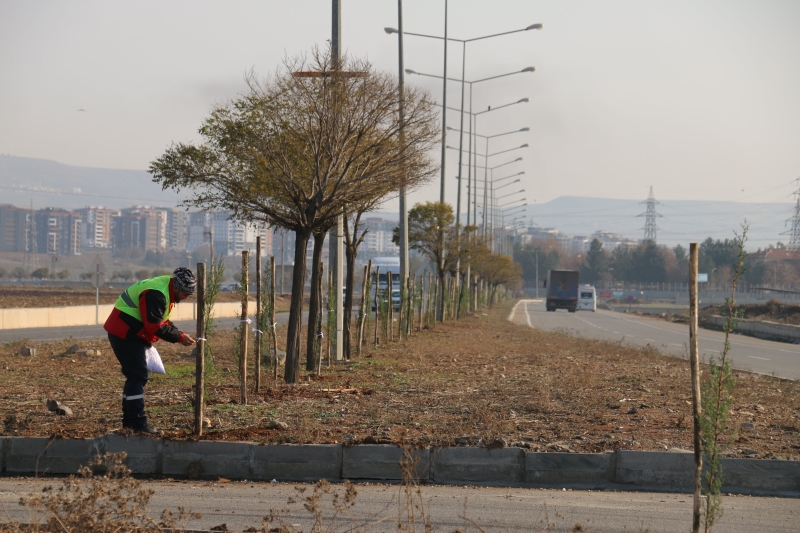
[449,125,528,235]
[391,21,540,316]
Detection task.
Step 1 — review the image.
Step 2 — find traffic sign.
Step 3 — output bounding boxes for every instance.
[90,255,106,289]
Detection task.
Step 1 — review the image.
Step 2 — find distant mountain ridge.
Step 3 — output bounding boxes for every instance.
[0,154,185,210]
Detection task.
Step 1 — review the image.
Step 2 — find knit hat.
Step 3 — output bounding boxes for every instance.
[172,267,197,295]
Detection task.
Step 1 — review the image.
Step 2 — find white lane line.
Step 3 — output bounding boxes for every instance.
[644,338,655,342]
[669,343,683,347]
[613,332,619,334]
[748,356,770,361]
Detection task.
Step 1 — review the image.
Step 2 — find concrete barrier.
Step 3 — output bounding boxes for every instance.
[342,444,429,481]
[526,452,614,487]
[5,437,100,475]
[707,315,800,342]
[614,450,695,490]
[1,437,798,496]
[100,433,163,475]
[252,444,342,482]
[163,440,252,479]
[0,437,8,474]
[720,457,800,493]
[0,302,254,330]
[432,447,524,484]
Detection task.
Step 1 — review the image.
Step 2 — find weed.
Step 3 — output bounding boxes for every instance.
[16,452,201,532]
[699,224,747,532]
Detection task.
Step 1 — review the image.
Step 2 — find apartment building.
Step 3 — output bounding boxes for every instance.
[75,206,118,249]
[34,207,82,256]
[0,204,30,252]
[114,206,166,251]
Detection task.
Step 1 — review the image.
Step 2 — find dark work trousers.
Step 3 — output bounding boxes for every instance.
[107,333,149,429]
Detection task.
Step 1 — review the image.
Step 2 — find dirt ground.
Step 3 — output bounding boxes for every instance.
[0,285,290,309]
[1,301,798,460]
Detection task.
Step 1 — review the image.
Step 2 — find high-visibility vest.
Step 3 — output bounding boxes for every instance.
[114,276,172,323]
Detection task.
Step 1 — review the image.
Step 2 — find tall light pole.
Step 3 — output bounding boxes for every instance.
[395,0,409,287]
[389,20,541,316]
[387,22,541,217]
[448,125,528,235]
[439,96,529,225]
[331,0,344,361]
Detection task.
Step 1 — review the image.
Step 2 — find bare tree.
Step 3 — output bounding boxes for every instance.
[150,46,439,383]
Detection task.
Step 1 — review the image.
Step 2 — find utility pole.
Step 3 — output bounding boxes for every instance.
[439,0,448,203]
[329,0,344,361]
[397,0,409,288]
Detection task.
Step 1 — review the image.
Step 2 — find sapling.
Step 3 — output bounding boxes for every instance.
[699,223,747,532]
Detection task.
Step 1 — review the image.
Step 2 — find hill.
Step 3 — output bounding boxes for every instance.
[0,154,185,210]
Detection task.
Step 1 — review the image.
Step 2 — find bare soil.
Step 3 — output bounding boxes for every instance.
[1,301,798,459]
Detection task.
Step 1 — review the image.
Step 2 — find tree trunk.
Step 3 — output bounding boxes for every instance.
[306,231,326,372]
[343,242,357,359]
[437,269,446,322]
[284,229,310,384]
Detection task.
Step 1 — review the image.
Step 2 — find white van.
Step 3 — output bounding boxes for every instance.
[577,285,597,311]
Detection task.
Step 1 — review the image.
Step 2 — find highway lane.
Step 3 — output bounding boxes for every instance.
[0,478,796,532]
[510,299,800,380]
[0,312,295,344]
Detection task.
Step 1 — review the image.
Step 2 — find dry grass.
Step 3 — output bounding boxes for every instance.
[1,301,799,458]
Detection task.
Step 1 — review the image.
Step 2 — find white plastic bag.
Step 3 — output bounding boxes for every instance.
[145,346,166,374]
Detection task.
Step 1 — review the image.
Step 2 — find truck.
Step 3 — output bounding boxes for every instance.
[370,257,401,311]
[545,270,579,313]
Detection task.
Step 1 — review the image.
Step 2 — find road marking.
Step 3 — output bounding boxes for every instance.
[645,338,655,342]
[669,343,682,347]
[613,332,619,334]
[748,356,770,361]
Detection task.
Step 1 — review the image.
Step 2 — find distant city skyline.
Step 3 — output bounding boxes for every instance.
[1,0,799,214]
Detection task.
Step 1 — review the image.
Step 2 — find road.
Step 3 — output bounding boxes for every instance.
[510,300,800,380]
[0,312,295,344]
[0,478,796,532]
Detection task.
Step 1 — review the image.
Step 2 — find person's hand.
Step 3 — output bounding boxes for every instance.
[180,335,196,346]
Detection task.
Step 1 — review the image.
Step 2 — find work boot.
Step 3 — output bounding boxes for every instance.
[131,425,163,436]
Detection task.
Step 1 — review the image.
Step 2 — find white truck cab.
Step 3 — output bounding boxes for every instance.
[577,285,597,311]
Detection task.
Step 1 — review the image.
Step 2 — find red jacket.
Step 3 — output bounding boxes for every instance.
[104,279,186,345]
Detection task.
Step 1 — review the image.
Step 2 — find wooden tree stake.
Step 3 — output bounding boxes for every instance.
[689,242,702,533]
[255,237,262,392]
[240,250,249,405]
[194,262,206,436]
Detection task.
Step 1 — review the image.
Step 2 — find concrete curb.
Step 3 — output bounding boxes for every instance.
[1,436,798,496]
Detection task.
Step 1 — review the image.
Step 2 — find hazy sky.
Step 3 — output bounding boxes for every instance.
[2,0,800,215]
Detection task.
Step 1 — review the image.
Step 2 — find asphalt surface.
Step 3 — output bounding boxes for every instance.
[0,312,296,344]
[0,478,797,532]
[510,299,800,380]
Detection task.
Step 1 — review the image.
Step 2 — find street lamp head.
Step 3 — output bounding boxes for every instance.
[514,157,523,161]
[519,127,530,132]
[526,23,544,30]
[520,144,529,148]
[404,68,418,75]
[522,67,536,73]
[518,97,530,103]
[384,27,399,34]
[446,126,458,131]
